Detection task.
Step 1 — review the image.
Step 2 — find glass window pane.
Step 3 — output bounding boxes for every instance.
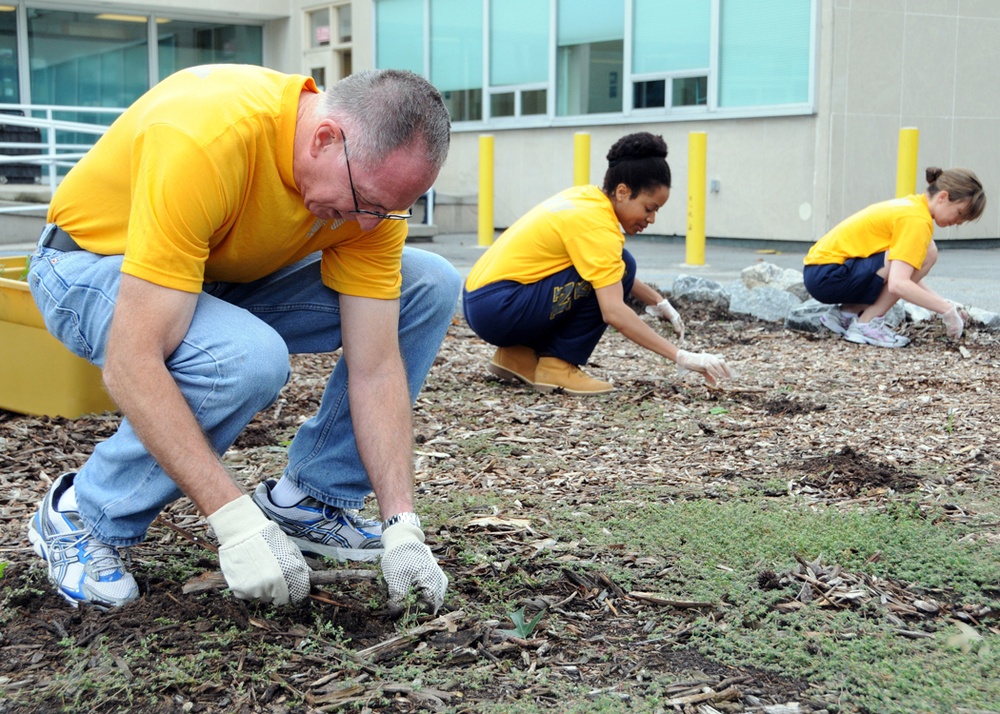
[28,9,149,107]
[633,0,709,74]
[337,4,352,43]
[557,0,624,45]
[633,79,665,109]
[491,92,514,118]
[375,0,423,73]
[490,0,548,86]
[430,0,482,92]
[719,0,812,107]
[0,6,18,102]
[442,88,481,122]
[556,0,623,116]
[522,89,547,115]
[157,22,262,81]
[557,40,623,115]
[672,76,707,106]
[309,8,331,47]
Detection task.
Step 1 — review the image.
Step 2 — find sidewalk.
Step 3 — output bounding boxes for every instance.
[420,233,1000,314]
[4,228,997,314]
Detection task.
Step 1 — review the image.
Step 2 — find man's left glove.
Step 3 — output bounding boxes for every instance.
[942,303,965,340]
[646,298,685,340]
[379,521,448,614]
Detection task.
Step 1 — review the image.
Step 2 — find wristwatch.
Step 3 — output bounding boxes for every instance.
[382,511,421,530]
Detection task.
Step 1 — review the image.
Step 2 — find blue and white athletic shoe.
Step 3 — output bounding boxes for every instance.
[27,473,139,609]
[251,479,383,562]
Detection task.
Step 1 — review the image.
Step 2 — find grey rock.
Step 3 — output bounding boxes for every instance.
[671,274,730,310]
[786,299,837,334]
[727,281,804,322]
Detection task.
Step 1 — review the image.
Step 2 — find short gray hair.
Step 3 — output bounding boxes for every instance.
[319,69,451,171]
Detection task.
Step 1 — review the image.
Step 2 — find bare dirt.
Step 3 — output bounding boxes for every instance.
[2,302,998,713]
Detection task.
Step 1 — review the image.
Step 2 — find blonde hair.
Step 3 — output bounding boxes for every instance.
[926,167,986,221]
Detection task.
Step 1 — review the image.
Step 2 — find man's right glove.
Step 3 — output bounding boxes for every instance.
[675,349,733,387]
[942,303,965,340]
[380,520,448,615]
[207,495,311,605]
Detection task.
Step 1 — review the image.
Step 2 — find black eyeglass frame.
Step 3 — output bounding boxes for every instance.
[341,130,413,221]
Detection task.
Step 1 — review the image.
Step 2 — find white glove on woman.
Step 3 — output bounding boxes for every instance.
[645,298,686,339]
[676,349,733,386]
[380,521,448,614]
[208,495,311,605]
[942,303,965,340]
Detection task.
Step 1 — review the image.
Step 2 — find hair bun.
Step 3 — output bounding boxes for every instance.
[606,132,668,164]
[925,167,944,184]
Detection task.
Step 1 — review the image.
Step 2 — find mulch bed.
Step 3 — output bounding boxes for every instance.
[2,303,998,713]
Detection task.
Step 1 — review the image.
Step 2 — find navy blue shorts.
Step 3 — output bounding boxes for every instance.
[803,252,886,305]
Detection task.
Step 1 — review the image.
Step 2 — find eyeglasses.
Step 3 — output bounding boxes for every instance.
[341,130,412,221]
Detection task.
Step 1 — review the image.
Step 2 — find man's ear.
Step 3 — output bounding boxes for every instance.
[311,119,342,155]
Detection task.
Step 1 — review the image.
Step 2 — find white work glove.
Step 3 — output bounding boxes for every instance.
[380,521,448,615]
[645,298,686,340]
[208,495,311,605]
[675,349,733,387]
[942,303,965,340]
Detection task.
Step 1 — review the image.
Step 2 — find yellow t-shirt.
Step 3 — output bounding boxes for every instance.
[48,64,406,299]
[804,194,933,270]
[465,184,626,292]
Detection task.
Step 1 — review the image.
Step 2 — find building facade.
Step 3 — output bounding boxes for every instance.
[1,0,997,243]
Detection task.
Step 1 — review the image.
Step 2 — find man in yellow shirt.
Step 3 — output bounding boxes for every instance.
[26,65,458,613]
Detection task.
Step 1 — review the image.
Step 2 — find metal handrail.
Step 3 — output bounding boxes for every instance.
[0,104,123,213]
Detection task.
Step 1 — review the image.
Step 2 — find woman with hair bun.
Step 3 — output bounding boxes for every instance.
[804,167,986,347]
[462,132,731,395]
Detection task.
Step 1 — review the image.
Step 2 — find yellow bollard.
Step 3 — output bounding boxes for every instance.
[685,131,707,266]
[478,134,494,246]
[573,132,590,186]
[895,127,919,198]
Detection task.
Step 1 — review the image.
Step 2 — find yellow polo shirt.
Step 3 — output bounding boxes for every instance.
[48,64,405,299]
[465,184,626,292]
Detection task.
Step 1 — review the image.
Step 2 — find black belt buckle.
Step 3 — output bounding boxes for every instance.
[40,225,84,252]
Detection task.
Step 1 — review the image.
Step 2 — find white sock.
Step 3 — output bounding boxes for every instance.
[268,478,310,507]
[54,483,78,513]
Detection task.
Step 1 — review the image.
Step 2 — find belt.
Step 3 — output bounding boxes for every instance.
[40,225,85,252]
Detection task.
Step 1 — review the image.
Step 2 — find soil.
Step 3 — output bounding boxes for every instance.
[1,301,998,713]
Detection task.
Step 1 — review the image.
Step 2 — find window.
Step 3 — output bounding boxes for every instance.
[632,0,709,110]
[719,0,812,107]
[375,0,423,74]
[556,0,624,116]
[489,0,548,118]
[158,21,262,80]
[430,0,482,122]
[0,6,17,102]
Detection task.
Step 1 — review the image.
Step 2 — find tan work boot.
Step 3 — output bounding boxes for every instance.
[533,357,614,395]
[487,346,538,386]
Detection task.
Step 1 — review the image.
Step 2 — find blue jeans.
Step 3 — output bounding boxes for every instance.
[28,240,461,546]
[463,249,637,366]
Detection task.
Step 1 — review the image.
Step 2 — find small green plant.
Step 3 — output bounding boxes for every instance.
[946,407,955,434]
[499,606,545,639]
[709,406,729,415]
[0,561,7,578]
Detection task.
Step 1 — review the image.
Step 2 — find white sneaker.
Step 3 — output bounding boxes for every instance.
[819,309,853,336]
[844,316,910,347]
[27,472,139,608]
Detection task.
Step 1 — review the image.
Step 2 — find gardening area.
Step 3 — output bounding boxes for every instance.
[1,301,999,714]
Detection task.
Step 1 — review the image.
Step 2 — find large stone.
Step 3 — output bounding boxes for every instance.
[671,275,730,310]
[727,281,803,322]
[967,306,1000,332]
[741,262,809,301]
[786,299,836,334]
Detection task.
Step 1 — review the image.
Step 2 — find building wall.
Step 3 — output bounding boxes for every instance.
[429,0,1000,242]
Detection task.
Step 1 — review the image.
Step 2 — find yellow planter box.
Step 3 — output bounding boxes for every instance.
[0,255,116,418]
